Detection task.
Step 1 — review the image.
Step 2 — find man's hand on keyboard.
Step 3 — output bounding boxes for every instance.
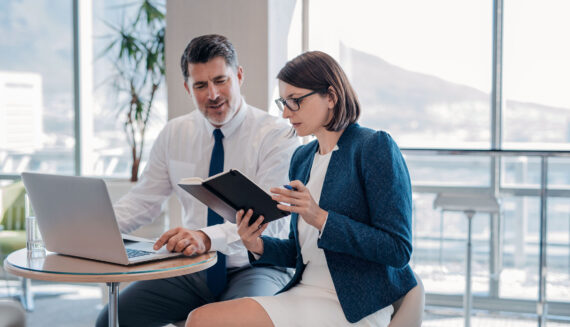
[153,227,211,256]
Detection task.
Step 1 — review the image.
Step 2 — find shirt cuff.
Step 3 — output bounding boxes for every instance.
[251,252,262,260]
[200,225,226,252]
[318,212,329,239]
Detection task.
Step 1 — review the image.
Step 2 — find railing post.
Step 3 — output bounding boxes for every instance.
[537,156,548,326]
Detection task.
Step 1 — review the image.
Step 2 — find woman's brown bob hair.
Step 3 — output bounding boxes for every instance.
[277,51,360,131]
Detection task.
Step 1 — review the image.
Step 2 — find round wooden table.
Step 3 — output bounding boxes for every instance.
[3,248,217,327]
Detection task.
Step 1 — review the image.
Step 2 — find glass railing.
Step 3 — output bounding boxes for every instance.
[403,148,570,323]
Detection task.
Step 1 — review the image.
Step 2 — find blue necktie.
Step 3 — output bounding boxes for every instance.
[207,128,226,298]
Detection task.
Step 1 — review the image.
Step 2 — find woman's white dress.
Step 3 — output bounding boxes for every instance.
[251,147,393,326]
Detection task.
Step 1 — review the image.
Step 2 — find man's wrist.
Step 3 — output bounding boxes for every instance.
[197,230,211,252]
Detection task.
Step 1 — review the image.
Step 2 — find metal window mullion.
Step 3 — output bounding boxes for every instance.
[491,0,504,150]
[490,0,504,299]
[538,156,549,326]
[72,0,93,177]
[0,174,21,181]
[72,0,81,176]
[302,0,309,52]
[300,0,311,145]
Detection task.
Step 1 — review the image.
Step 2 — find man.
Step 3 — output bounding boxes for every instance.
[96,34,299,327]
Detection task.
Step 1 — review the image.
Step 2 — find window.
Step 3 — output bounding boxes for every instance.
[309,0,492,149]
[0,0,74,175]
[0,0,167,179]
[503,0,570,150]
[91,0,167,177]
[308,0,570,320]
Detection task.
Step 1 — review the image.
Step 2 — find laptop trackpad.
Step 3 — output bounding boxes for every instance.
[124,239,177,255]
[122,234,181,255]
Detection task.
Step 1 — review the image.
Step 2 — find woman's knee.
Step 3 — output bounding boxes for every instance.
[185,305,210,327]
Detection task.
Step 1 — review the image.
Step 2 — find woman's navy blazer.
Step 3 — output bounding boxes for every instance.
[251,123,417,323]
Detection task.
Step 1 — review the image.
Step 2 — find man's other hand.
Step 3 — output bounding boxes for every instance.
[153,227,211,256]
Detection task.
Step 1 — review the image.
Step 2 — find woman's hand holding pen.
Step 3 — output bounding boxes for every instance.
[270,180,328,231]
[236,209,267,255]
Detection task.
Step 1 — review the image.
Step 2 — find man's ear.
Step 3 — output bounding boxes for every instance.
[327,86,338,110]
[183,81,191,94]
[236,66,244,87]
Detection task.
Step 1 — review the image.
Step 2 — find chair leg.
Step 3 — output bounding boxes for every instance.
[19,277,34,312]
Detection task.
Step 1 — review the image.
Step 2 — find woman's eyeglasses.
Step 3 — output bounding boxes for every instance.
[275,90,322,112]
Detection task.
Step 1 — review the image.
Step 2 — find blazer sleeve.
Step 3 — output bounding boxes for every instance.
[317,131,413,268]
[249,234,297,268]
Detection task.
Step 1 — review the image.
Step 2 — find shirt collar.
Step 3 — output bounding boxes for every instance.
[202,97,249,138]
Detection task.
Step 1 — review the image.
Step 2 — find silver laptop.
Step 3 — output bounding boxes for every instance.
[21,172,182,265]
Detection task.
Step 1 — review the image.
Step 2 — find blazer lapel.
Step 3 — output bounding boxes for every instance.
[319,123,358,210]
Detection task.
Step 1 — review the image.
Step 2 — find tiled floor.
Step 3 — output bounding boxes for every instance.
[2,279,570,326]
[1,280,101,327]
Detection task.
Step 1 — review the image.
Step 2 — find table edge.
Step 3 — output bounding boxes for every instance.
[3,252,217,283]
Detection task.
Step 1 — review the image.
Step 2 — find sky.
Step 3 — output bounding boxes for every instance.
[309,0,570,109]
[1,0,569,116]
[0,0,157,112]
[0,0,73,98]
[1,0,569,109]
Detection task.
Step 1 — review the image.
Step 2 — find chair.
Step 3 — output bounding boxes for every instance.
[389,272,425,327]
[433,192,499,327]
[0,181,26,256]
[0,181,34,311]
[0,299,26,327]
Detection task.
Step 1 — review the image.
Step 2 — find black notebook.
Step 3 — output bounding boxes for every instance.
[178,169,289,225]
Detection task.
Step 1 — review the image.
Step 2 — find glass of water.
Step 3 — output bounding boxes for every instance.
[25,194,45,257]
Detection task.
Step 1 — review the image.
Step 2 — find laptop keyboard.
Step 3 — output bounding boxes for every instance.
[126,248,153,258]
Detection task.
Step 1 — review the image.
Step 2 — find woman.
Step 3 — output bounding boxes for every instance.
[186,51,417,326]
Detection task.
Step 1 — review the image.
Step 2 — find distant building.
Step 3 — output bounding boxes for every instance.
[0,71,43,152]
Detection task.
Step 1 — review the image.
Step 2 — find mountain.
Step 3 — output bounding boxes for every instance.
[342,45,570,146]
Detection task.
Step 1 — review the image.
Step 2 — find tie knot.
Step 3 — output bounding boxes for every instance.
[213,129,224,141]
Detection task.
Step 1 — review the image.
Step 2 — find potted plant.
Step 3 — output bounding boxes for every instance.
[103,0,165,182]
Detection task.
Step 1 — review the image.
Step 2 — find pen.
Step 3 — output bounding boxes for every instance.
[283,185,298,191]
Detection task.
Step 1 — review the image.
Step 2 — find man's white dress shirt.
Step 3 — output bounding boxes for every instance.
[114,99,300,268]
